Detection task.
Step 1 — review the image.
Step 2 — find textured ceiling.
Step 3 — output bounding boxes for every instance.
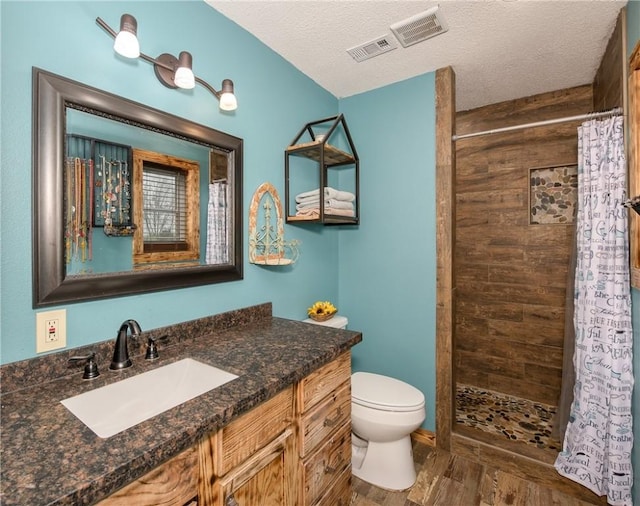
[206,0,627,111]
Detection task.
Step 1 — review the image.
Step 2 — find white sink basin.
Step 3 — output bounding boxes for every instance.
[61,358,238,438]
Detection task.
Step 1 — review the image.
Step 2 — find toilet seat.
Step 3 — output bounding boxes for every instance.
[352,372,425,412]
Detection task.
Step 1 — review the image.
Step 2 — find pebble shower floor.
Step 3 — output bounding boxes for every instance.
[456,384,561,452]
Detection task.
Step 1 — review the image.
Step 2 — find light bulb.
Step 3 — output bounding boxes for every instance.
[113,14,140,58]
[174,67,195,89]
[219,79,237,111]
[219,92,237,111]
[174,51,195,89]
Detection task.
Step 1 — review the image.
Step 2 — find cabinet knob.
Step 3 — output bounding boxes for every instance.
[323,407,342,428]
[226,494,239,506]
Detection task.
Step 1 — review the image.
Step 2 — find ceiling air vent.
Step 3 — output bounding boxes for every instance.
[390,5,448,48]
[347,35,398,63]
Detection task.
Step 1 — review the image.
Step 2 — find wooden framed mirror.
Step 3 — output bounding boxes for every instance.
[32,68,243,307]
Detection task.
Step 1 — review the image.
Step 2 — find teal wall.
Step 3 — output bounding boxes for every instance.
[629,0,640,501]
[0,1,342,361]
[338,76,437,431]
[8,0,633,452]
[0,0,440,434]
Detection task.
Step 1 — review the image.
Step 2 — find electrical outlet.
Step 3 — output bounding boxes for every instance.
[36,309,67,353]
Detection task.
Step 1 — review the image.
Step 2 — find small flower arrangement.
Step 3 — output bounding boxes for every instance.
[307,300,338,322]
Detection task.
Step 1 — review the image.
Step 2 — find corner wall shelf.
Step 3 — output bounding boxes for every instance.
[285,114,359,225]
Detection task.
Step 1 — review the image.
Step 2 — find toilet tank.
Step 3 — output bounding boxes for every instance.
[303,315,348,329]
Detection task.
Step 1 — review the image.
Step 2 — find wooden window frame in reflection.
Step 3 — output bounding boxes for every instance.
[132,148,200,270]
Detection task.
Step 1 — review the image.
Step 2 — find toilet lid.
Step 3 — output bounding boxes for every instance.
[351,372,425,412]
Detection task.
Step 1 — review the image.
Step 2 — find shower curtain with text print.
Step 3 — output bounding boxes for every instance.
[554,115,633,505]
[206,181,229,264]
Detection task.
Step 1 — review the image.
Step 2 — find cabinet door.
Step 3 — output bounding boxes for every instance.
[216,387,293,475]
[212,428,295,506]
[297,352,351,413]
[96,446,198,506]
[300,422,351,506]
[298,381,350,458]
[315,466,352,506]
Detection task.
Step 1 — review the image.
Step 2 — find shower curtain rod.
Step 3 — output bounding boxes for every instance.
[452,106,623,141]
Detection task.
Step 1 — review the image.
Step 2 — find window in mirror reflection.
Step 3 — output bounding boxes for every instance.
[143,166,188,248]
[132,148,200,269]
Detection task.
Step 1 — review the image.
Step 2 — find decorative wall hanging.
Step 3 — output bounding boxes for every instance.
[66,134,134,232]
[249,182,300,265]
[64,134,135,265]
[529,164,578,225]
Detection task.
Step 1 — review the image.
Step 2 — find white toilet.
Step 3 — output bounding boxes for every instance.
[351,371,425,490]
[303,314,426,491]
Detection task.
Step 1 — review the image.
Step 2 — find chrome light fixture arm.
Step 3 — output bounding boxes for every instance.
[195,76,222,101]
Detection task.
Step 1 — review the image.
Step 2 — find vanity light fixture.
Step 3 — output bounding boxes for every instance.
[96,14,237,111]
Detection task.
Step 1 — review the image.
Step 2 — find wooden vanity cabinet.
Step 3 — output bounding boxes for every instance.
[296,351,352,506]
[211,428,294,506]
[198,386,295,506]
[97,352,353,506]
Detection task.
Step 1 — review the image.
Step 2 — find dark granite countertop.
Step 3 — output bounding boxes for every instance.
[0,303,361,505]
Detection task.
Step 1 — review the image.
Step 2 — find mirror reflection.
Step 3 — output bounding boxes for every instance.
[65,108,232,276]
[32,68,243,307]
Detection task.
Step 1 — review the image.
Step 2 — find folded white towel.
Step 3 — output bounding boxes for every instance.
[295,187,356,203]
[296,188,327,201]
[296,207,355,218]
[296,199,354,211]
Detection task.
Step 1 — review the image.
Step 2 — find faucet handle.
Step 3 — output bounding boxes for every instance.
[69,352,100,380]
[145,335,168,360]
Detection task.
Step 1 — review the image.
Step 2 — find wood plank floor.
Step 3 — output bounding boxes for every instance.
[350,441,603,506]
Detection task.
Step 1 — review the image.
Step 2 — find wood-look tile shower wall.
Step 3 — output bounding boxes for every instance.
[454,85,594,405]
[452,9,625,407]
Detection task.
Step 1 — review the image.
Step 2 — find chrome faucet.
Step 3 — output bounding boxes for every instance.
[110,319,142,370]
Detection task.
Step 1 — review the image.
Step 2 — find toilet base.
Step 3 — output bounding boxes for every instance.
[351,434,416,491]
